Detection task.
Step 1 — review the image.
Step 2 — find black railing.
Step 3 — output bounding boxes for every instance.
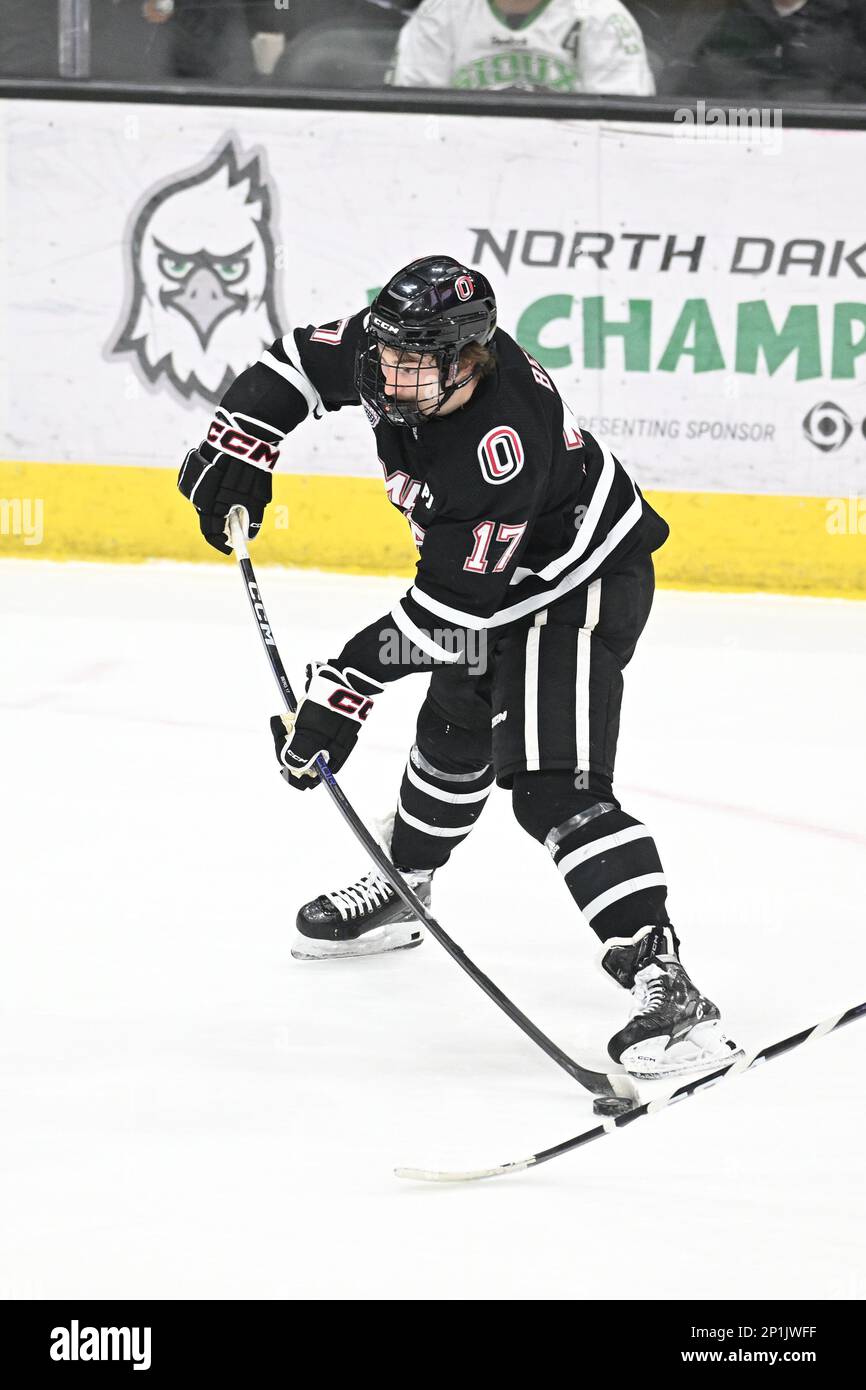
[2,78,866,130]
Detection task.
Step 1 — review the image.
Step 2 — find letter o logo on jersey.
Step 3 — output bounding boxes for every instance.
[454,274,475,302]
[477,426,524,485]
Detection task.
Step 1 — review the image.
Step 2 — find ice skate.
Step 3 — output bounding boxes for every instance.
[293,866,432,960]
[601,925,743,1080]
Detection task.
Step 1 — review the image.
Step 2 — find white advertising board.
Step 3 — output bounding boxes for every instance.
[1,98,865,496]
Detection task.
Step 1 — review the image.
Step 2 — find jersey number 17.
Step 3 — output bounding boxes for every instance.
[464,521,527,575]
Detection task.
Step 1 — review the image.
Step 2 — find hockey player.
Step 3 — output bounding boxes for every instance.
[389,0,655,96]
[178,255,740,1081]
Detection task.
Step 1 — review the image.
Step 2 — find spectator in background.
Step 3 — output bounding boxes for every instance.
[241,0,356,82]
[669,0,866,103]
[390,0,655,94]
[245,0,406,88]
[0,0,404,85]
[102,0,299,84]
[166,0,258,82]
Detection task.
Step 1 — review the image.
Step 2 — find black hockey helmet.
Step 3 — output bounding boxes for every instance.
[355,255,497,426]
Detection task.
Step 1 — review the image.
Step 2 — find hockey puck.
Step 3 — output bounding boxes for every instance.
[593,1096,635,1117]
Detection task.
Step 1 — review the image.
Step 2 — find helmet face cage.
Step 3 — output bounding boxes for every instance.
[355,257,497,428]
[356,336,468,428]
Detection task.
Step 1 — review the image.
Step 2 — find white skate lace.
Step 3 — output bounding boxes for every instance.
[327,870,393,922]
[631,973,667,1018]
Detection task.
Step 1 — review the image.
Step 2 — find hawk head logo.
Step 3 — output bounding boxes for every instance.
[112,140,284,403]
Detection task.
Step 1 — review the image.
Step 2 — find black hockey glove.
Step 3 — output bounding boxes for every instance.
[270,663,384,790]
[177,448,272,555]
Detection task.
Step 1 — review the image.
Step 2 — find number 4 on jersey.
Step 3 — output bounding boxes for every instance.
[464,521,527,574]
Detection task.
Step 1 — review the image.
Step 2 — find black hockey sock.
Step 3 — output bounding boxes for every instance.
[512,771,676,946]
[391,743,495,872]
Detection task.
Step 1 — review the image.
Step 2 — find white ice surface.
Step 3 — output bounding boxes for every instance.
[0,559,863,1301]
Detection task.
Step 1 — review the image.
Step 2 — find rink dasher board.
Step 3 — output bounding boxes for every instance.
[0,98,864,595]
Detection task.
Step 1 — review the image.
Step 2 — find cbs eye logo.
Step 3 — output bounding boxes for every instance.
[802,402,854,453]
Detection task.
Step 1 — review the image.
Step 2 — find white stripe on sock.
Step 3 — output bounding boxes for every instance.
[410,745,491,783]
[405,762,493,804]
[397,799,477,837]
[556,825,652,880]
[582,872,667,924]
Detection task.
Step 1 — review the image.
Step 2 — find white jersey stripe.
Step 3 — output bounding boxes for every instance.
[490,488,641,628]
[523,608,547,773]
[409,585,488,630]
[261,348,323,418]
[575,579,602,774]
[390,603,461,663]
[511,440,616,584]
[585,574,602,629]
[407,477,641,634]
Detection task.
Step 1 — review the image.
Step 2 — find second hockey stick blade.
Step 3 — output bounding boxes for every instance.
[395,1001,865,1183]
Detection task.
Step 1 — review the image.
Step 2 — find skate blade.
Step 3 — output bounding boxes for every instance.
[622,1019,743,1080]
[291,925,424,961]
[624,1042,745,1082]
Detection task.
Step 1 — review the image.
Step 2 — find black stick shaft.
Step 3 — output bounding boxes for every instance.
[396,1000,866,1181]
[531,1001,866,1169]
[228,515,616,1098]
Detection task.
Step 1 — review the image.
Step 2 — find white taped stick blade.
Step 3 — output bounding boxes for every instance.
[609,1071,640,1104]
[394,1158,535,1184]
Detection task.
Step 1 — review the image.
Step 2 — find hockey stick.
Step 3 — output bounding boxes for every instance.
[395,1000,866,1183]
[226,507,627,1101]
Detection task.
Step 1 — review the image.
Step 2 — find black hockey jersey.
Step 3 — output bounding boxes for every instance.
[197,310,668,682]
